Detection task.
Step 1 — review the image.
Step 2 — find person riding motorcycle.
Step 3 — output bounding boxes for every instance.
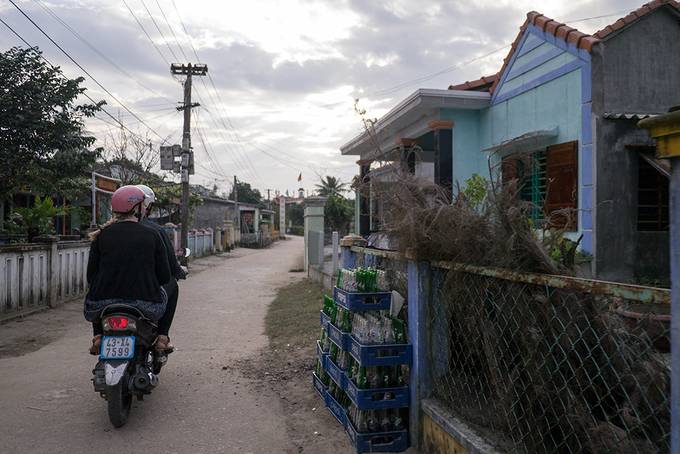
[136,184,187,352]
[84,185,171,355]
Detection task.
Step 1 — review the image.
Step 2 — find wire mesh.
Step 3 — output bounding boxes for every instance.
[428,267,671,453]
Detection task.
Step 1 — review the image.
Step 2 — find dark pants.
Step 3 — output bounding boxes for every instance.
[91,280,179,336]
[157,279,178,336]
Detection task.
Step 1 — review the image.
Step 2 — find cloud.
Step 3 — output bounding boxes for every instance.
[0,0,647,193]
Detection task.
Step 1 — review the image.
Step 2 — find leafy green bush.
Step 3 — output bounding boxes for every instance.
[6,197,65,241]
[288,225,304,236]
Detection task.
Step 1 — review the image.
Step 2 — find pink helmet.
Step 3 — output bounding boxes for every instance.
[111,185,146,214]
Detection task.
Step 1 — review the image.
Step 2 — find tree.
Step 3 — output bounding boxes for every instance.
[102,128,159,185]
[325,195,354,235]
[0,47,103,198]
[288,203,304,226]
[315,175,347,198]
[228,181,263,206]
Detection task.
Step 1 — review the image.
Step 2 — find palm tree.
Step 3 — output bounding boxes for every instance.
[315,176,347,198]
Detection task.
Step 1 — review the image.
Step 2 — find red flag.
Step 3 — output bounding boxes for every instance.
[297,172,302,182]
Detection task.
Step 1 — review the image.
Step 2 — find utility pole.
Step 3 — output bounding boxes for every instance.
[170,63,207,264]
[266,188,271,210]
[233,175,240,234]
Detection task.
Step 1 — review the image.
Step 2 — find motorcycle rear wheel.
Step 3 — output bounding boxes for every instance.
[107,381,132,428]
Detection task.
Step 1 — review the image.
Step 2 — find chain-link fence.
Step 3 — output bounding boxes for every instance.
[429,266,671,453]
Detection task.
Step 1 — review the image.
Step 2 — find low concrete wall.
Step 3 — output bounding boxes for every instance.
[422,399,504,454]
[0,239,90,319]
[308,264,333,291]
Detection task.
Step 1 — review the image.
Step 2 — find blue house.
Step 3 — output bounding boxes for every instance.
[340,0,680,282]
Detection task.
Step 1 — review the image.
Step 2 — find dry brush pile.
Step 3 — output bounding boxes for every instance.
[361,163,670,453]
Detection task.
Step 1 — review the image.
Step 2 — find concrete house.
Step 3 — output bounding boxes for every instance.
[339,0,680,283]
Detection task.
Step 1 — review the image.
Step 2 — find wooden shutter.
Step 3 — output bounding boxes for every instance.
[545,141,578,230]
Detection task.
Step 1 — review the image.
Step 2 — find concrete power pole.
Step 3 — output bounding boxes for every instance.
[170,63,207,264]
[233,175,240,234]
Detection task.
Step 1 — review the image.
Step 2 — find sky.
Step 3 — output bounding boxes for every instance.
[0,0,648,197]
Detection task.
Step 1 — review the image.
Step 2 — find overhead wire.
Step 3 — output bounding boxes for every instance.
[121,0,171,67]
[193,110,231,179]
[169,0,263,183]
[154,0,189,62]
[7,0,167,142]
[0,14,158,145]
[32,0,175,104]
[139,0,179,62]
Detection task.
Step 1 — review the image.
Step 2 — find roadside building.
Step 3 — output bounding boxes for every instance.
[340,0,680,283]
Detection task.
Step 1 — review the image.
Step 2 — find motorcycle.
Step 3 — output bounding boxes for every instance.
[91,248,190,428]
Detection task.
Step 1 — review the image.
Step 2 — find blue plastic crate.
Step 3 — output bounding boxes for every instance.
[346,420,409,453]
[345,378,410,410]
[334,287,392,312]
[324,389,347,428]
[349,336,413,367]
[320,310,331,329]
[324,355,346,388]
[317,340,330,359]
[327,322,352,351]
[312,372,327,399]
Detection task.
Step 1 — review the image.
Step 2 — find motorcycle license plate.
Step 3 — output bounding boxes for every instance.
[100,336,135,359]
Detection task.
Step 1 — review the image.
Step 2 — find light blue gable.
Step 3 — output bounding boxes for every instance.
[445,25,595,252]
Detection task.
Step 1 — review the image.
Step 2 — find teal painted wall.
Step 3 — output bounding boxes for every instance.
[480,69,582,151]
[439,109,485,187]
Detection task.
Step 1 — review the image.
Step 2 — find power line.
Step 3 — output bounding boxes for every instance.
[32,0,175,104]
[193,89,260,183]
[7,0,167,142]
[168,3,263,184]
[194,110,231,179]
[139,0,179,62]
[0,14,156,145]
[121,0,171,66]
[154,0,189,62]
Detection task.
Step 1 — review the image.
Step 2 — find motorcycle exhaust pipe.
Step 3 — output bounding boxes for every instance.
[133,371,158,392]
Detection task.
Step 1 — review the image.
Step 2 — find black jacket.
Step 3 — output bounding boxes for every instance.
[141,219,185,281]
[87,221,171,303]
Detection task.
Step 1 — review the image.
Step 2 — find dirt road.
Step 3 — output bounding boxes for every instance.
[0,236,351,454]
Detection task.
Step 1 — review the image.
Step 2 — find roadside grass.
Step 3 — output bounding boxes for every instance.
[264,278,324,350]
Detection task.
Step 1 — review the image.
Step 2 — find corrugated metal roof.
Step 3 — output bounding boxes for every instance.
[603,113,659,120]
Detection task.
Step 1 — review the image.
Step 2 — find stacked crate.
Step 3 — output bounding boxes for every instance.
[313,270,412,453]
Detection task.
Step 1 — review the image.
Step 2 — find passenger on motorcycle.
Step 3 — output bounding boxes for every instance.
[136,184,187,352]
[84,185,171,355]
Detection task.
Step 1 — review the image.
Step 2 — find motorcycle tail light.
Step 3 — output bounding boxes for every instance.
[103,316,136,331]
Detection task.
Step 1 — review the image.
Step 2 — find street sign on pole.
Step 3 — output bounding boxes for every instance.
[160,146,174,170]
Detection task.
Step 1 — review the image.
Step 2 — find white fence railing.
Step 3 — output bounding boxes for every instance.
[0,240,90,317]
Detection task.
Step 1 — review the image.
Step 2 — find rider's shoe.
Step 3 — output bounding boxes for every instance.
[155,335,174,353]
[89,335,102,355]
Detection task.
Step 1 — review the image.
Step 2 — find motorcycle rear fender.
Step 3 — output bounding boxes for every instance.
[104,361,129,386]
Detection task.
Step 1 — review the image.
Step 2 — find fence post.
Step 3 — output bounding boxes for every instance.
[639,112,680,453]
[339,234,366,270]
[670,155,679,454]
[40,236,59,307]
[407,259,431,449]
[303,197,326,272]
[331,231,339,278]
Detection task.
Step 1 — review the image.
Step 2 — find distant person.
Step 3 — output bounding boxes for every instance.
[136,184,187,352]
[84,185,171,355]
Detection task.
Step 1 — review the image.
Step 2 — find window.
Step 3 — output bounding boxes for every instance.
[637,156,669,231]
[502,141,578,229]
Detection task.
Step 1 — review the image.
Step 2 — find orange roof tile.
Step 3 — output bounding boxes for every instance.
[593,0,680,39]
[448,74,498,92]
[450,1,680,95]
